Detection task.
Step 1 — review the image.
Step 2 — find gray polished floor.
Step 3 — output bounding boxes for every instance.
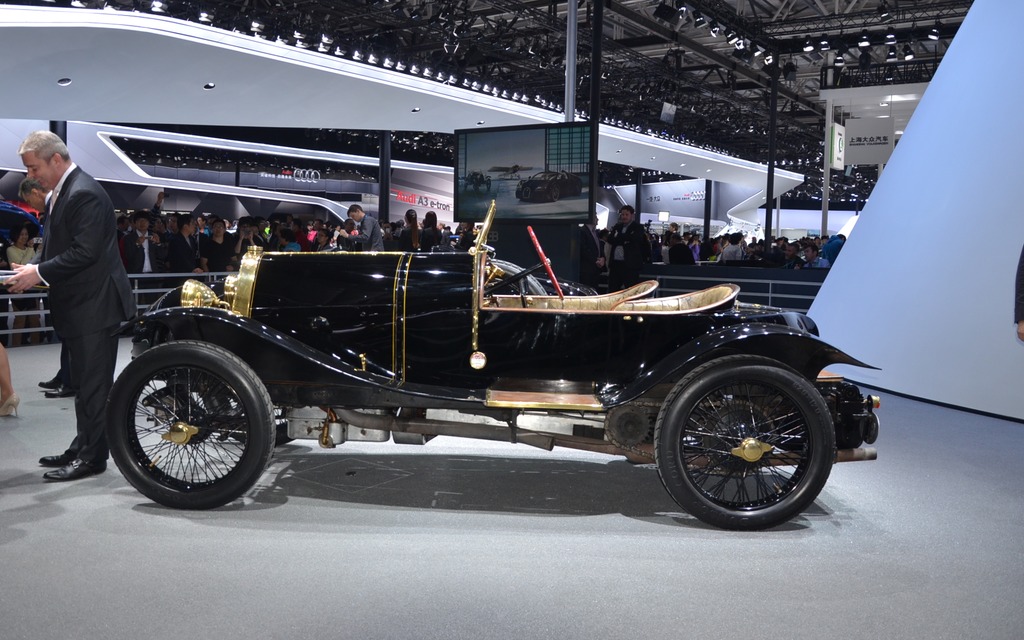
[0,341,1021,640]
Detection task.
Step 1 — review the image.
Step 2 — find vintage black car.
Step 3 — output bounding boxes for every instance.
[109,203,879,530]
[515,170,583,202]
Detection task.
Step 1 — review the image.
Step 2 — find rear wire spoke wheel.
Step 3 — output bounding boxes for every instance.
[655,355,834,530]
[107,341,275,509]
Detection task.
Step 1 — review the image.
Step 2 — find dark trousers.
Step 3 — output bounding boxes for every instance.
[63,327,119,465]
[58,339,73,389]
[608,261,640,292]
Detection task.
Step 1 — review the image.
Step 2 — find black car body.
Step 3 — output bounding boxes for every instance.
[515,170,583,202]
[109,203,880,530]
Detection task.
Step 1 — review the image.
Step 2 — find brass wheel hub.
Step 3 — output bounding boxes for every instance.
[161,421,199,445]
[731,437,774,463]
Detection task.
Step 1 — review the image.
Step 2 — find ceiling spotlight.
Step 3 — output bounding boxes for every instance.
[333,45,346,56]
[198,10,213,23]
[819,33,830,51]
[886,45,898,61]
[367,53,379,64]
[802,38,814,53]
[150,0,166,12]
[763,52,774,65]
[902,43,914,60]
[858,30,871,48]
[929,21,941,40]
[877,1,891,20]
[708,21,721,37]
[783,61,797,81]
[249,19,264,34]
[383,57,395,68]
[834,52,846,67]
[692,11,706,28]
[409,64,421,74]
[352,49,363,61]
[885,28,897,45]
[395,61,407,72]
[725,29,739,45]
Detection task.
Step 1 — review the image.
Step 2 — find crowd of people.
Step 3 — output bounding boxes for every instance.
[108,205,463,277]
[649,223,846,269]
[578,206,847,291]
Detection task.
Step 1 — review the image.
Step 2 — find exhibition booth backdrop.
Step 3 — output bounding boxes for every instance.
[810,0,1024,421]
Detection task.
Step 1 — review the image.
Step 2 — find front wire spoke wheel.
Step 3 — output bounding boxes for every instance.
[108,341,275,509]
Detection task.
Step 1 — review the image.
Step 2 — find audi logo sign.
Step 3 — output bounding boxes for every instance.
[291,169,321,183]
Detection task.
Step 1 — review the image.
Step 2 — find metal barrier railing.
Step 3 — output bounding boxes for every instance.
[0,271,230,346]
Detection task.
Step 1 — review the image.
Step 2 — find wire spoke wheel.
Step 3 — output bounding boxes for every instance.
[108,341,275,509]
[655,356,834,530]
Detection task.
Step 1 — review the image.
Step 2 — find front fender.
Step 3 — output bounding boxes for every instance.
[602,323,875,407]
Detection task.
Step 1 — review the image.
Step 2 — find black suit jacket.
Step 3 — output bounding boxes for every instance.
[607,221,650,270]
[578,225,603,288]
[1016,244,1024,324]
[37,167,134,338]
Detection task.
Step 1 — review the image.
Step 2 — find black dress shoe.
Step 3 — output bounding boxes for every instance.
[44,385,76,399]
[38,376,61,391]
[43,459,107,482]
[39,453,76,468]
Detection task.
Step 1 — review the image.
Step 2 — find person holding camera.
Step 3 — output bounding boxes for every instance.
[122,211,164,275]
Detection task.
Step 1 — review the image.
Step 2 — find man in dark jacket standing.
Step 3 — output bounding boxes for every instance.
[8,130,135,481]
[606,205,650,292]
[1016,244,1023,342]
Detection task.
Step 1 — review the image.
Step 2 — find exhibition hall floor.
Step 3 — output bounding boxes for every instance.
[0,341,1021,640]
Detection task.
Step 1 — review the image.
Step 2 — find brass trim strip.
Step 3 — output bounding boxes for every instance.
[470,200,497,352]
[399,253,413,383]
[390,256,404,380]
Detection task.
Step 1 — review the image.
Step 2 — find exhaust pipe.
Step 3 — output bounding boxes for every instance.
[333,408,555,451]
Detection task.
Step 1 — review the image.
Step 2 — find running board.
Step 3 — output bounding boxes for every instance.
[485,389,603,410]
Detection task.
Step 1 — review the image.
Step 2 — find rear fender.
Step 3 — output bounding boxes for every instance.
[602,323,875,406]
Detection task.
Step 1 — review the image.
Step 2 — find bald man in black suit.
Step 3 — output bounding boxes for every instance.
[8,130,135,481]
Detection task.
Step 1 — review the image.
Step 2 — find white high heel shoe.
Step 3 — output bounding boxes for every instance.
[0,392,21,417]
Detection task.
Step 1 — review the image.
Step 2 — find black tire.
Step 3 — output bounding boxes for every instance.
[520,187,531,200]
[549,184,561,202]
[107,341,276,510]
[654,355,835,530]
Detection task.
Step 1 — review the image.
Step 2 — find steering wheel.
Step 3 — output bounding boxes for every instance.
[526,226,563,299]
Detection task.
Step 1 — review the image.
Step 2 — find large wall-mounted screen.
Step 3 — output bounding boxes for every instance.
[454,122,593,223]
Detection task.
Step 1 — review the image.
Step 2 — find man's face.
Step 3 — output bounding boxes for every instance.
[21,151,65,192]
[25,188,46,212]
[134,218,150,234]
[618,209,634,225]
[784,244,798,259]
[350,210,365,223]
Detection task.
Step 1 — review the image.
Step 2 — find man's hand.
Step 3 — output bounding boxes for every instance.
[5,262,42,294]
